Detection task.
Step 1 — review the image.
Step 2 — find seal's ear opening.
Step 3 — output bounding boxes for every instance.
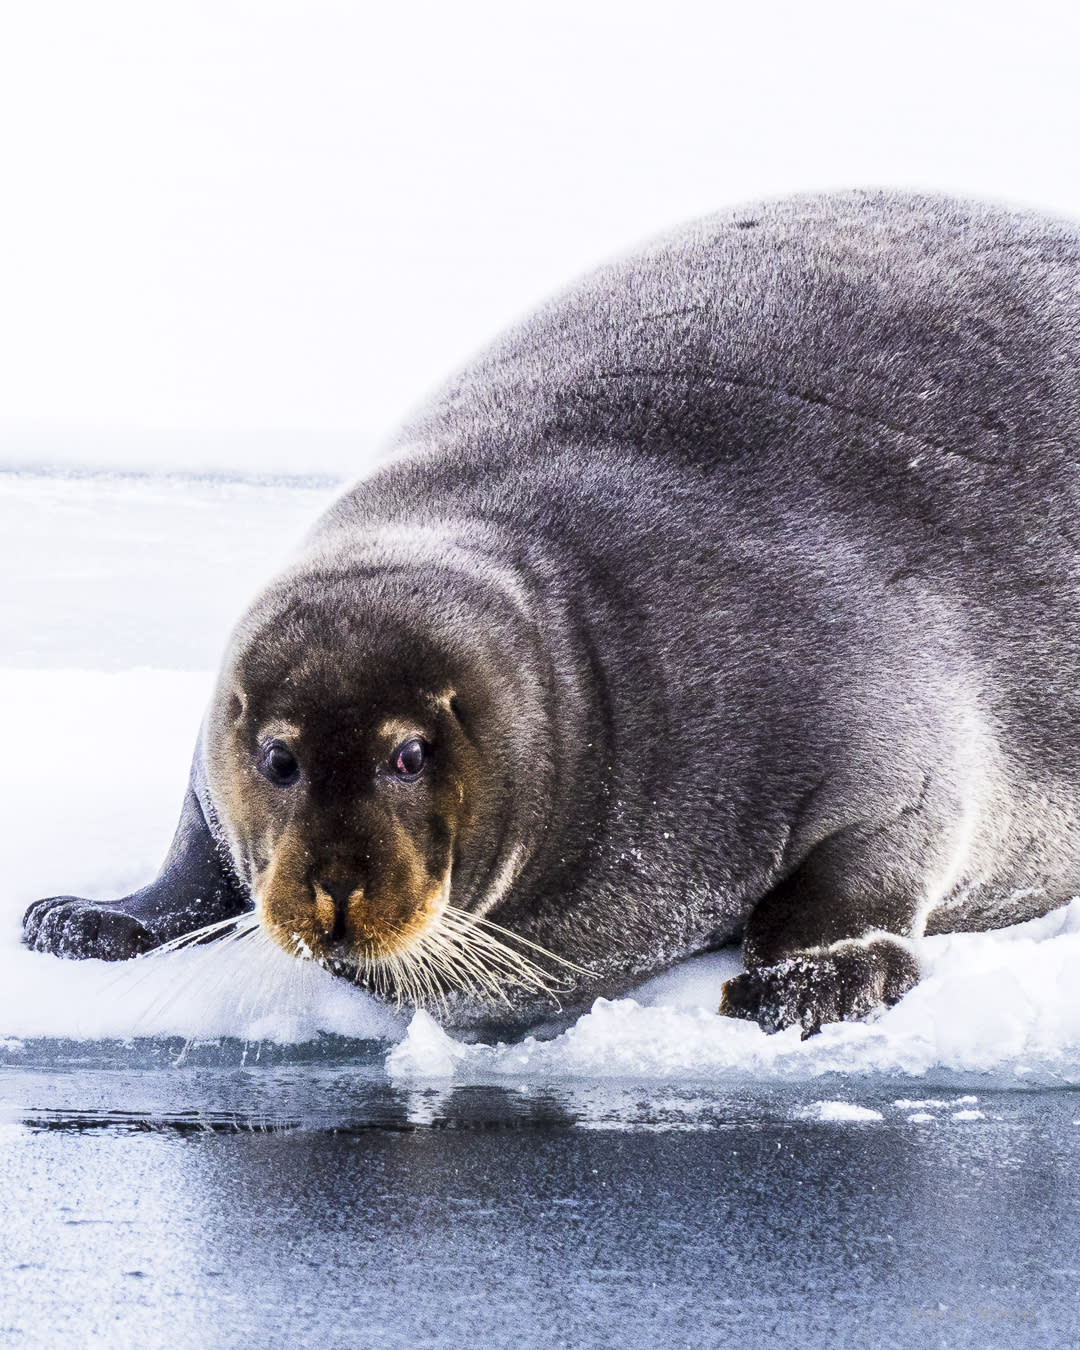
[228,690,246,724]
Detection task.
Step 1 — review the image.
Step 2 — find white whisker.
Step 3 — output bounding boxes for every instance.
[445,905,592,977]
[423,928,511,1002]
[114,890,585,1028]
[440,914,571,991]
[145,910,261,957]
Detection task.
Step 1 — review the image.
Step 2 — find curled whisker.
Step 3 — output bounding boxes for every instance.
[441,911,579,989]
[428,927,541,1002]
[423,927,508,1003]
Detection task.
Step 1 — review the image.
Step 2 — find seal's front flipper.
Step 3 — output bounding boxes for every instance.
[23,783,251,961]
[719,937,918,1039]
[720,821,925,1037]
[22,897,157,961]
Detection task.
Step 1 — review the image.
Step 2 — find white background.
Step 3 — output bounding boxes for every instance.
[2,0,1079,474]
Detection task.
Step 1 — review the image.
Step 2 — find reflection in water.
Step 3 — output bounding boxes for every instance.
[2,1066,1077,1347]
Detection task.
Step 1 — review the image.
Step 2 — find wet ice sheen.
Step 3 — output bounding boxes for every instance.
[1,1077,1074,1349]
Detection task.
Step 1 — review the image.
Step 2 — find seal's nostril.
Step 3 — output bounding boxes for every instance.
[319,879,357,942]
[322,880,354,910]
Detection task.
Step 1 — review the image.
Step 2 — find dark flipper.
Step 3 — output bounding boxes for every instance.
[719,938,919,1039]
[720,820,924,1037]
[23,782,251,961]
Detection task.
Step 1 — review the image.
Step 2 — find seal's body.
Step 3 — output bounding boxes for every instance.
[26,191,1080,1033]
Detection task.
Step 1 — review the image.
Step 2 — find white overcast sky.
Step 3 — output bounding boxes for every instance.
[2,0,1079,473]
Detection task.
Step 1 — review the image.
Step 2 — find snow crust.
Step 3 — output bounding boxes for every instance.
[386,894,1080,1085]
[796,1101,884,1122]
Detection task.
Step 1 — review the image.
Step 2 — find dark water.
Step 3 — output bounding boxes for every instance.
[0,1050,1075,1348]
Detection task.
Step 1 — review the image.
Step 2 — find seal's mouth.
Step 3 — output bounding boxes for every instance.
[257,870,581,1010]
[304,871,452,963]
[316,902,584,1009]
[249,812,459,970]
[256,874,447,969]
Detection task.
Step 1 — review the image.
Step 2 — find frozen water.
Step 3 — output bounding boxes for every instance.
[0,468,341,670]
[0,1066,1075,1348]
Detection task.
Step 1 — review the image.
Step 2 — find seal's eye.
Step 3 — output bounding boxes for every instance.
[259,739,300,787]
[393,737,429,780]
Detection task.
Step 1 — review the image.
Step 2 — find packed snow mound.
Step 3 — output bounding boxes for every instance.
[387,898,1080,1085]
[796,1101,884,1121]
[6,667,1080,1082]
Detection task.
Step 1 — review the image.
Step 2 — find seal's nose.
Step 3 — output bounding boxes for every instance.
[320,878,359,942]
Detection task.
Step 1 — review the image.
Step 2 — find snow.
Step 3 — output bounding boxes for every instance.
[6,470,1080,1090]
[0,667,401,1045]
[384,1010,466,1079]
[796,1101,884,1122]
[383,901,1080,1085]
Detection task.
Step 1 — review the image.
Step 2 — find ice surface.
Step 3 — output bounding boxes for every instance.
[0,469,341,670]
[6,470,1080,1088]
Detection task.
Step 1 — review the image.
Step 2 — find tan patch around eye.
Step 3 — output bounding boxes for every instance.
[254,720,303,749]
[375,717,429,751]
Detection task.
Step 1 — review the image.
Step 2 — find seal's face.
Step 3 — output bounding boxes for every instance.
[236,694,474,971]
[201,560,570,1006]
[204,586,501,984]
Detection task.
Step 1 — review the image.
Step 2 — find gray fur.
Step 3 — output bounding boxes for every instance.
[26,190,1080,1033]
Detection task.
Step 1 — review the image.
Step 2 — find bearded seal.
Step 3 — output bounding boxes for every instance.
[24,189,1080,1035]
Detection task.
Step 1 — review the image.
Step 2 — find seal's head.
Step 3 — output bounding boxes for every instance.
[203,538,567,1003]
